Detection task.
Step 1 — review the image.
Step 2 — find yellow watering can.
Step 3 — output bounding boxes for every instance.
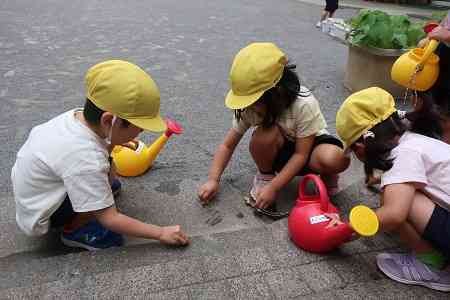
[391,23,440,91]
[111,119,183,177]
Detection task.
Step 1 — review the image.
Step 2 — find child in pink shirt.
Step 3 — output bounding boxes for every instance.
[334,87,450,292]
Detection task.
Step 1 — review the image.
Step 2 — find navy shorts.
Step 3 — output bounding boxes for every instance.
[50,195,76,228]
[50,179,121,228]
[423,205,450,258]
[325,0,338,13]
[272,134,343,176]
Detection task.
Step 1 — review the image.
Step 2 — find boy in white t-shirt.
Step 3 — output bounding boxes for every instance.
[11,60,189,250]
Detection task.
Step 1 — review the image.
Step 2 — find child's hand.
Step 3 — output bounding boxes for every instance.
[418,37,429,48]
[159,225,189,246]
[428,26,450,43]
[324,213,344,228]
[324,213,361,240]
[122,139,139,150]
[255,185,276,209]
[198,180,219,204]
[365,174,381,187]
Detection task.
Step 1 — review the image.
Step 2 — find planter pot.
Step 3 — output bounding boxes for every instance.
[344,44,408,97]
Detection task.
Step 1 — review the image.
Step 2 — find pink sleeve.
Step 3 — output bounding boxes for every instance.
[380,147,428,189]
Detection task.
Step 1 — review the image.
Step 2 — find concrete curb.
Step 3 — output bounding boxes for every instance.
[294,0,442,19]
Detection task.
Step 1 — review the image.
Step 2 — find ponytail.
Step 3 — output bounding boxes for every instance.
[361,112,406,179]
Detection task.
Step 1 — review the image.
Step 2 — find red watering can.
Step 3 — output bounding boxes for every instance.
[288,174,378,253]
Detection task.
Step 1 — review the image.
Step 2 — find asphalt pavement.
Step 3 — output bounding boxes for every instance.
[0,0,447,298]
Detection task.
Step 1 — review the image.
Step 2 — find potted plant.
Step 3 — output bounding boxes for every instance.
[344,9,426,97]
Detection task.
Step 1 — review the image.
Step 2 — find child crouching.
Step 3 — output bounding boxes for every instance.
[334,87,450,291]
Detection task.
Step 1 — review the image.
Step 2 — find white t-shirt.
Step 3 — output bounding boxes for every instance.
[11,109,115,236]
[380,131,450,211]
[232,88,328,141]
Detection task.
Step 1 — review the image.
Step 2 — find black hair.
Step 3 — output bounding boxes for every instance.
[83,98,130,127]
[234,63,306,128]
[83,98,105,125]
[404,84,450,140]
[357,111,406,179]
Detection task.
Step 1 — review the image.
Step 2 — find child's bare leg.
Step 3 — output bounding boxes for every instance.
[384,191,434,252]
[308,144,350,175]
[384,192,447,269]
[396,222,434,253]
[308,144,350,194]
[405,192,435,237]
[249,125,284,173]
[320,10,329,22]
[396,191,441,251]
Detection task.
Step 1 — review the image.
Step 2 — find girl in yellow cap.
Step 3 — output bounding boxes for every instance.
[334,87,450,291]
[198,43,350,211]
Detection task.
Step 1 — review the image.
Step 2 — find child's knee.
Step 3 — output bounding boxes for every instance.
[313,145,350,173]
[250,126,283,150]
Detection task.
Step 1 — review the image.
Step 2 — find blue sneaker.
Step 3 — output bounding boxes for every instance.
[61,220,124,251]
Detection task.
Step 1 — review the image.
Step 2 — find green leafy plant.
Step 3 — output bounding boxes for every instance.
[349,9,426,49]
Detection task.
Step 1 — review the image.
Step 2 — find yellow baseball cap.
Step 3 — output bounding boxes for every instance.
[225,43,288,110]
[85,60,166,132]
[336,87,397,149]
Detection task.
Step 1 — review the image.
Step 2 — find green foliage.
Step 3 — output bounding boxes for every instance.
[431,11,447,23]
[348,9,426,49]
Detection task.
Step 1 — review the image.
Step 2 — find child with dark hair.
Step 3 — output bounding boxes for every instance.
[413,11,450,142]
[334,87,450,291]
[11,60,189,250]
[419,11,450,92]
[198,43,349,210]
[316,0,339,28]
[404,87,450,143]
[365,29,450,186]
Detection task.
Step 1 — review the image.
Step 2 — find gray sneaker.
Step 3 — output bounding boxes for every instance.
[376,252,450,292]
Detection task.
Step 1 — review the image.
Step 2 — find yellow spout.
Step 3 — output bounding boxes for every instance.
[145,133,169,168]
[111,119,183,177]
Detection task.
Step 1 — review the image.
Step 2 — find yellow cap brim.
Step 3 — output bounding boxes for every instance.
[225,89,266,110]
[127,114,167,132]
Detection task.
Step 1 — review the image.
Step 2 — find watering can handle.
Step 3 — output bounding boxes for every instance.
[418,39,439,66]
[298,174,330,212]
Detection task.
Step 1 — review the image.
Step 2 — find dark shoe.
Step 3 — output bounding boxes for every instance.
[61,220,124,251]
